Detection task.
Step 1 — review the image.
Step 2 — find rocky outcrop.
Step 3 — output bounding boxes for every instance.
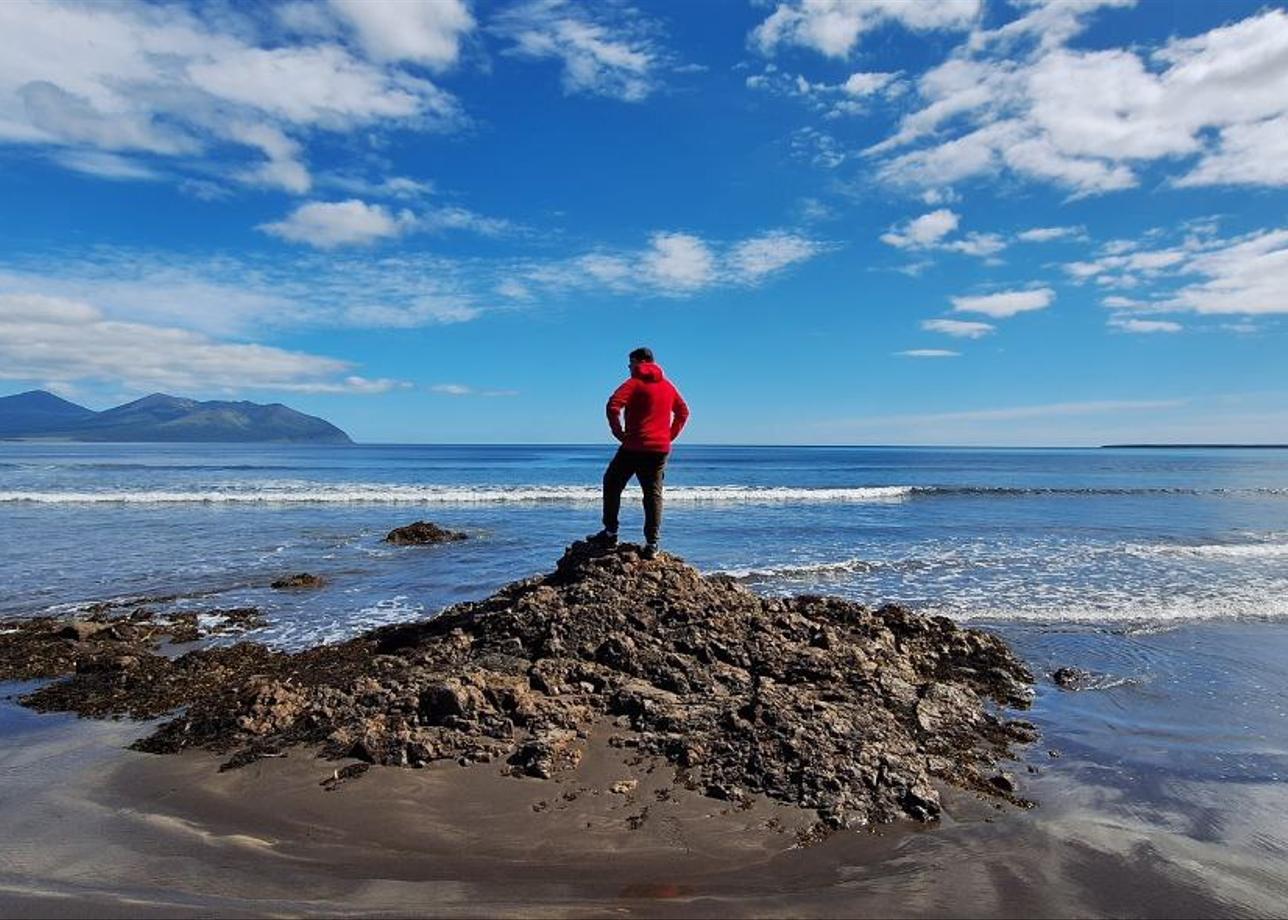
[271,573,326,590]
[384,521,468,545]
[3,541,1037,830]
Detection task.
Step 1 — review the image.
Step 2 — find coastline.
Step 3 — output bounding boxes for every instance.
[3,616,1288,916]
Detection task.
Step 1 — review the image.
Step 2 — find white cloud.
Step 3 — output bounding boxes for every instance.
[328,0,473,68]
[753,0,979,58]
[881,209,959,249]
[881,209,1006,260]
[896,349,959,358]
[0,292,396,394]
[942,231,1005,257]
[868,7,1288,194]
[493,0,662,102]
[577,253,633,287]
[0,247,485,336]
[497,279,533,300]
[1167,228,1288,315]
[747,65,899,116]
[1101,296,1143,309]
[260,199,415,249]
[951,287,1053,318]
[0,0,463,193]
[226,121,311,193]
[921,318,993,338]
[419,206,513,237]
[1017,226,1082,243]
[343,296,480,327]
[843,71,896,96]
[1108,316,1182,334]
[1178,115,1288,188]
[431,383,520,397]
[790,126,848,168]
[52,150,162,181]
[520,229,827,298]
[643,233,715,291]
[728,232,823,282]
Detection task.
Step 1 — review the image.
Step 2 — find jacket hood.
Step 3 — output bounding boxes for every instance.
[631,361,664,382]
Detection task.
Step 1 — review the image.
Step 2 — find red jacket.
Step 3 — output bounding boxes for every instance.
[606,362,690,452]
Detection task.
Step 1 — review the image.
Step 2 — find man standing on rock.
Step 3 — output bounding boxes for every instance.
[591,347,689,560]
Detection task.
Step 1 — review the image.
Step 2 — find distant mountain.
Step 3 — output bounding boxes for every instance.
[0,390,97,436]
[0,390,353,443]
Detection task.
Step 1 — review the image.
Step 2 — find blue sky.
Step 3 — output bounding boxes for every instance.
[1,0,1285,445]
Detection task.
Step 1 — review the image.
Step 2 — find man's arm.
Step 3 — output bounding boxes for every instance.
[606,379,634,442]
[669,387,690,441]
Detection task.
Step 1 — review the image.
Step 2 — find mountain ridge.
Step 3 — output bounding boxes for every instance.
[0,390,353,444]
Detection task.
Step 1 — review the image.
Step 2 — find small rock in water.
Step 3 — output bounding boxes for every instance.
[384,521,469,545]
[1051,666,1095,690]
[271,573,326,590]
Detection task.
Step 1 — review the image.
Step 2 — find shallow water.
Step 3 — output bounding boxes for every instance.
[3,443,1288,646]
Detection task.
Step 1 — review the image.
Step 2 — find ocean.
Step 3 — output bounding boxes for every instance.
[5,441,1288,913]
[3,442,1287,646]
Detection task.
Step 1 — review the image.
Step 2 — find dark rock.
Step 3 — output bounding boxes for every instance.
[1051,666,1095,690]
[4,539,1037,829]
[271,573,326,590]
[989,772,1017,793]
[60,620,108,642]
[384,521,468,545]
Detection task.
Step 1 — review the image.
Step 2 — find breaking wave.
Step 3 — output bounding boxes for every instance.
[0,484,915,505]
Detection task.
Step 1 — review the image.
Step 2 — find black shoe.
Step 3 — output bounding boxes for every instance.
[589,529,618,545]
[641,542,659,560]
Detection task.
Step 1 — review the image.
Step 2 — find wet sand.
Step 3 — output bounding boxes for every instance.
[4,620,1288,917]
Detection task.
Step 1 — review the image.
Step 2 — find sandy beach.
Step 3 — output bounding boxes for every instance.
[3,616,1287,918]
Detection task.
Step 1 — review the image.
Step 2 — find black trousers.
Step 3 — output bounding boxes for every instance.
[602,448,669,543]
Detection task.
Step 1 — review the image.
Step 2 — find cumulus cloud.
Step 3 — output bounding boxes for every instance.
[951,288,1053,318]
[896,349,959,358]
[868,6,1288,195]
[643,233,716,291]
[260,200,416,249]
[753,0,979,58]
[921,318,993,338]
[0,292,398,394]
[1166,228,1288,315]
[881,209,1006,260]
[493,0,664,102]
[328,0,473,68]
[881,209,960,249]
[0,0,465,193]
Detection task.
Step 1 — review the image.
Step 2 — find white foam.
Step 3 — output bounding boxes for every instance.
[713,557,877,579]
[0,484,914,505]
[1126,542,1288,560]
